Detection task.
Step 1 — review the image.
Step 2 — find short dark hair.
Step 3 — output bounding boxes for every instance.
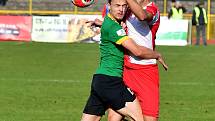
[108,0,111,3]
[199,1,204,5]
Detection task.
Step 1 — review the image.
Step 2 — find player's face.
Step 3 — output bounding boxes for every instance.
[109,0,128,21]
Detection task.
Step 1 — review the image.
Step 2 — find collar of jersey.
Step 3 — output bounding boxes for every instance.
[107,13,120,24]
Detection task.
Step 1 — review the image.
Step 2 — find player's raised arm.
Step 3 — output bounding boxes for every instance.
[126,0,153,21]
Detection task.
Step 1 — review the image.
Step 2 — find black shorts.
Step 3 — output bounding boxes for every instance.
[83,74,135,116]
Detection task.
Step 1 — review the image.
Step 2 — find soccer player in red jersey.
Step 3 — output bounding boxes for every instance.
[108,0,168,121]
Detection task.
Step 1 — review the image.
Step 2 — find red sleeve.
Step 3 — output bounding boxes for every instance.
[102,4,107,18]
[145,5,157,22]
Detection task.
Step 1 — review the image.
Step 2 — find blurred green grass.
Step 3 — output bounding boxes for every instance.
[0,42,215,121]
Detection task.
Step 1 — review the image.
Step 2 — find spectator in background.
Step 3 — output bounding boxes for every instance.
[168,0,186,19]
[0,0,8,6]
[192,1,207,46]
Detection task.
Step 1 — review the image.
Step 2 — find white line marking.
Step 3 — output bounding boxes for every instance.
[0,78,82,83]
[166,82,215,86]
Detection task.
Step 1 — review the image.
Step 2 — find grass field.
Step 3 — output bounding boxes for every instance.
[0,41,215,121]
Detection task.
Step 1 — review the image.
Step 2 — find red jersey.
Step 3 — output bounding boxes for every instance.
[125,2,160,68]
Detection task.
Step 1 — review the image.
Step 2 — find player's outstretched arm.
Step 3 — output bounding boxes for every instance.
[122,38,168,71]
[126,0,153,21]
[87,18,103,27]
[122,38,159,59]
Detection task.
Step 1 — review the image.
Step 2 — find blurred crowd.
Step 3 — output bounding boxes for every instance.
[0,0,7,6]
[168,0,208,45]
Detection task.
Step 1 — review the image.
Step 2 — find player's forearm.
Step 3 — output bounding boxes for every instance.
[126,0,147,20]
[137,46,160,59]
[136,45,168,70]
[122,38,160,59]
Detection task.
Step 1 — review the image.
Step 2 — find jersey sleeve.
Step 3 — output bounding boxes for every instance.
[146,5,157,16]
[109,24,129,45]
[145,5,160,25]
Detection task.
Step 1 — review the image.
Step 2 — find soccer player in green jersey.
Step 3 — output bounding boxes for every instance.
[81,0,167,120]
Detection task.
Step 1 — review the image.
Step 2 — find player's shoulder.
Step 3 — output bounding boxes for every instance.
[103,15,121,32]
[146,2,159,15]
[146,2,159,10]
[103,16,114,27]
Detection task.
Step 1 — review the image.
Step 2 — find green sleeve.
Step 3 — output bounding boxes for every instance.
[109,24,128,44]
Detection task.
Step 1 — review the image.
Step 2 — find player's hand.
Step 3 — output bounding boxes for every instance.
[86,18,102,27]
[86,20,95,27]
[157,54,168,71]
[94,18,103,26]
[121,21,127,30]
